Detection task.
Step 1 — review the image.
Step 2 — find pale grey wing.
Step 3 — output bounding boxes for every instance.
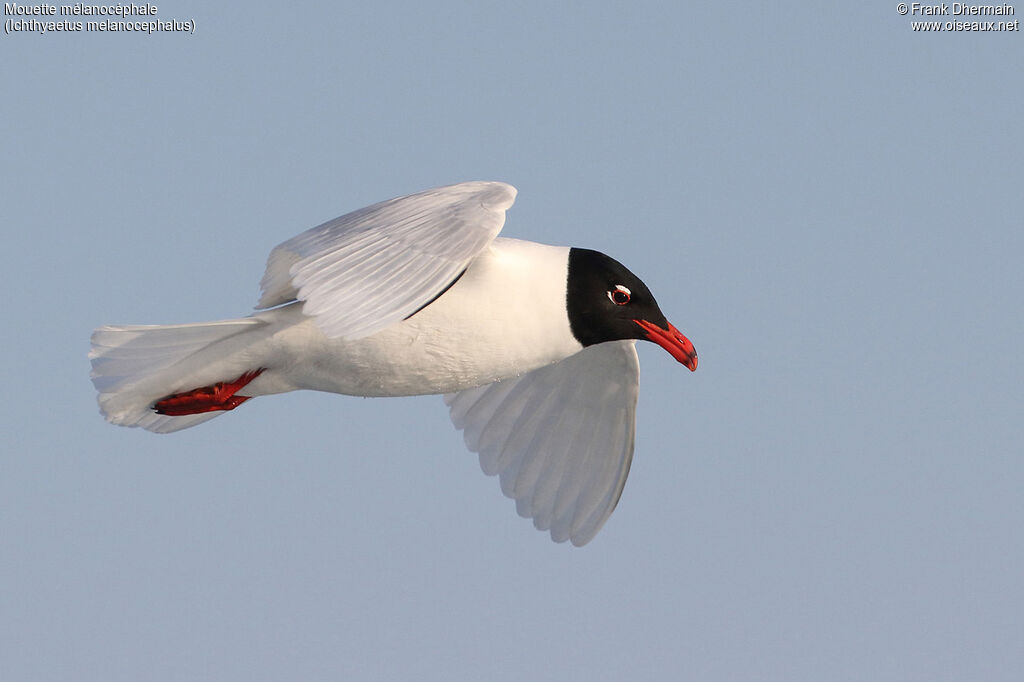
[445,341,640,547]
[257,181,517,339]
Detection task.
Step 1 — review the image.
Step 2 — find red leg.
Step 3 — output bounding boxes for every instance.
[153,368,266,416]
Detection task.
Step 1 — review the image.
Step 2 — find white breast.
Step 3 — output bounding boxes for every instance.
[247,238,584,398]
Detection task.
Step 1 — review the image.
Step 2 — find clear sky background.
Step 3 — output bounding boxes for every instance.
[3,3,1022,680]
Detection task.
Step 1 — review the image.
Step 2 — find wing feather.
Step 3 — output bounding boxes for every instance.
[257,181,516,339]
[444,341,640,546]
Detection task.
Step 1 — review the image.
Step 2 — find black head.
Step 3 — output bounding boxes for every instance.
[566,248,697,370]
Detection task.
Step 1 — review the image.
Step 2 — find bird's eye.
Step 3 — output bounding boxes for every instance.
[607,285,631,305]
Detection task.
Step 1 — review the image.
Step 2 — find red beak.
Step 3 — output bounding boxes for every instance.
[633,319,698,371]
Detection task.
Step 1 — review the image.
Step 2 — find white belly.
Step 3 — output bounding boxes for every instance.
[244,239,584,398]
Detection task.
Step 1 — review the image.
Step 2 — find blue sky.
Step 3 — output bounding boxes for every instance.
[3,3,1022,680]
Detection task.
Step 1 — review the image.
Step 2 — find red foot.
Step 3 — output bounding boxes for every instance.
[153,368,266,416]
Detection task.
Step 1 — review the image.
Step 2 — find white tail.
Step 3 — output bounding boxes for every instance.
[89,317,271,433]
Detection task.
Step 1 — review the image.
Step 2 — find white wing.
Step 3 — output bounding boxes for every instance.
[445,341,640,546]
[257,181,517,339]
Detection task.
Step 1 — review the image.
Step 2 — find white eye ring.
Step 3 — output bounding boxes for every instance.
[607,285,631,305]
